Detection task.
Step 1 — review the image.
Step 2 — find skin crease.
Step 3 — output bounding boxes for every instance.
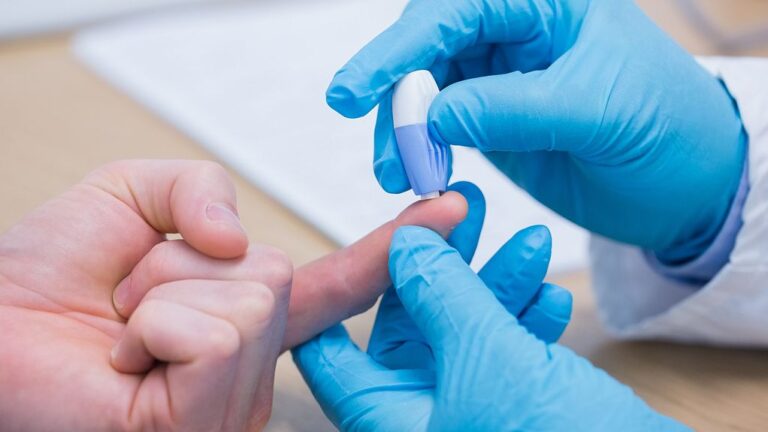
[0,159,467,431]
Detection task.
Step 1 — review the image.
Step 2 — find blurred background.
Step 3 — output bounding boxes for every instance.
[2,0,768,53]
[1,1,768,431]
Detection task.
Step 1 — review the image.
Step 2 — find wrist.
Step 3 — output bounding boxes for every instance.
[651,142,748,283]
[547,345,691,431]
[653,73,748,266]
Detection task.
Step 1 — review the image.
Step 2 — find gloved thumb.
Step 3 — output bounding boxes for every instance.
[428,63,592,156]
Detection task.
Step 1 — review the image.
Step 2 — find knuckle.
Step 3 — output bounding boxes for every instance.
[193,160,230,180]
[246,245,294,292]
[234,282,278,325]
[84,160,129,179]
[80,160,134,192]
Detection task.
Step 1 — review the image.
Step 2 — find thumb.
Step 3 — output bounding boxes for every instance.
[86,160,249,260]
[428,63,591,155]
[0,160,249,318]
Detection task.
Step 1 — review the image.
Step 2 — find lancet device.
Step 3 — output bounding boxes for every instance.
[392,70,449,200]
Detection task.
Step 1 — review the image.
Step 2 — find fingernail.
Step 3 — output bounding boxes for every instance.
[113,287,128,311]
[110,340,121,363]
[206,202,244,231]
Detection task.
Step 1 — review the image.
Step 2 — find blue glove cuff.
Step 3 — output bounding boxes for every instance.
[644,157,749,285]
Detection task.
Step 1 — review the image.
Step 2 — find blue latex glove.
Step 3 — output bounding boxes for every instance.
[293,226,689,431]
[327,0,746,263]
[371,179,569,373]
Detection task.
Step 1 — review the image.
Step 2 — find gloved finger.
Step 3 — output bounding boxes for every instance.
[326,0,559,118]
[368,182,485,369]
[292,325,435,428]
[389,226,513,357]
[428,62,597,156]
[368,289,433,370]
[284,191,468,350]
[446,183,486,263]
[518,283,572,343]
[112,240,293,319]
[478,225,551,316]
[373,91,411,194]
[112,279,288,431]
[85,160,249,261]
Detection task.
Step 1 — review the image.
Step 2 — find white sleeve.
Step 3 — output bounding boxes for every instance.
[591,56,768,347]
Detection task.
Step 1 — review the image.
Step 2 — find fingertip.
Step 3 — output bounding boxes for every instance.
[521,283,573,343]
[519,225,552,252]
[374,158,411,194]
[445,182,486,262]
[434,190,470,228]
[109,331,154,375]
[478,225,553,315]
[109,342,134,374]
[394,191,468,239]
[447,181,485,212]
[326,75,375,118]
[169,162,250,259]
[190,223,249,260]
[205,202,242,228]
[182,202,248,260]
[112,278,131,319]
[537,283,573,320]
[492,225,552,272]
[199,202,249,258]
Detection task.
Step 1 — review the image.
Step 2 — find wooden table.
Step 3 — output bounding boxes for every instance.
[2,2,768,430]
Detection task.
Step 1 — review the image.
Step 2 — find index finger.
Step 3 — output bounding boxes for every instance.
[284,190,468,350]
[367,182,485,368]
[325,0,557,118]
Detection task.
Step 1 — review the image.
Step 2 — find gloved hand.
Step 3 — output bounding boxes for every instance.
[327,0,746,263]
[293,226,689,431]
